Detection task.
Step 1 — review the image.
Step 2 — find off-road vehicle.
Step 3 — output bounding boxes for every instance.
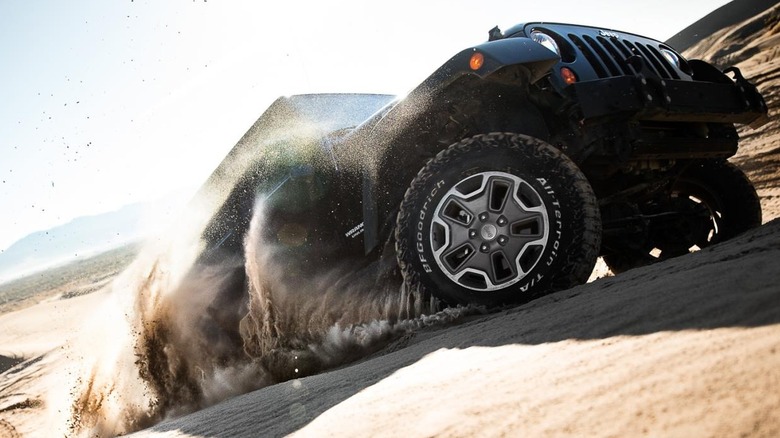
[198,22,768,307]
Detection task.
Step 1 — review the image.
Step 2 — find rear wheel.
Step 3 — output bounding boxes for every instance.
[604,160,761,273]
[395,133,601,307]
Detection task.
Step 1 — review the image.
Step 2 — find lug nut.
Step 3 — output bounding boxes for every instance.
[479,213,489,222]
[469,230,477,238]
[497,216,508,226]
[498,236,508,245]
[480,243,490,253]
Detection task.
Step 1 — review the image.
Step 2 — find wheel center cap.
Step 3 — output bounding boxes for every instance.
[480,224,498,240]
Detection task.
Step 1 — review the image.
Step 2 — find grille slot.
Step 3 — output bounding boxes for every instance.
[635,42,677,79]
[583,35,623,76]
[645,45,680,79]
[568,34,608,78]
[597,37,633,76]
[565,31,680,80]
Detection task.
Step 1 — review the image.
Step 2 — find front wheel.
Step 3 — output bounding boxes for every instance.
[395,133,601,307]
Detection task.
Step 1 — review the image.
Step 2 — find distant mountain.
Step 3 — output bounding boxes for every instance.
[0,191,192,283]
[666,0,776,51]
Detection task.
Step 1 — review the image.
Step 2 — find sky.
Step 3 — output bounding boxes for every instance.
[0,0,732,251]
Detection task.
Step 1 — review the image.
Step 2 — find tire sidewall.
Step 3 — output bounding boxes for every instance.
[400,136,590,305]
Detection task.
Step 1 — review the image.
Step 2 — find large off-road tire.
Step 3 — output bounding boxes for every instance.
[604,159,762,273]
[395,133,601,307]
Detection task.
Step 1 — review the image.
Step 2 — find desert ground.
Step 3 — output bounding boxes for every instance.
[1,5,779,438]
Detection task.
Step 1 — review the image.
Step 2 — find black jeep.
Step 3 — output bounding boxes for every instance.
[197,22,768,307]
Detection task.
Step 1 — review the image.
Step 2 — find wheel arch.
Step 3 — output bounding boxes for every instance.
[378,37,559,148]
[362,84,555,255]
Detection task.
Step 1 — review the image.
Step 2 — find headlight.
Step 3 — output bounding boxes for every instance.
[660,48,681,68]
[531,31,560,56]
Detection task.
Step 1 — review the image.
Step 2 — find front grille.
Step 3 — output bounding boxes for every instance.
[566,32,680,80]
[525,24,687,81]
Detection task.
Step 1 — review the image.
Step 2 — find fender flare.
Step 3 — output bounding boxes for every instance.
[431,37,561,84]
[375,37,560,131]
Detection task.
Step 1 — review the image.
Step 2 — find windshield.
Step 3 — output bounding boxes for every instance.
[191,93,396,219]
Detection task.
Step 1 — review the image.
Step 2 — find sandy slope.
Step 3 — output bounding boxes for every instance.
[128,219,780,438]
[0,289,108,359]
[2,221,778,437]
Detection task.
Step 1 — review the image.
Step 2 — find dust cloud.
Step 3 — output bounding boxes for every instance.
[57,196,472,437]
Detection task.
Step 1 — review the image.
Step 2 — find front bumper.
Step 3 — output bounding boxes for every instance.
[570,68,769,129]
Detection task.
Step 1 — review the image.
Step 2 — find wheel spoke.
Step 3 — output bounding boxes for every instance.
[442,243,476,272]
[488,178,511,212]
[489,250,516,283]
[510,215,544,238]
[440,198,475,226]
